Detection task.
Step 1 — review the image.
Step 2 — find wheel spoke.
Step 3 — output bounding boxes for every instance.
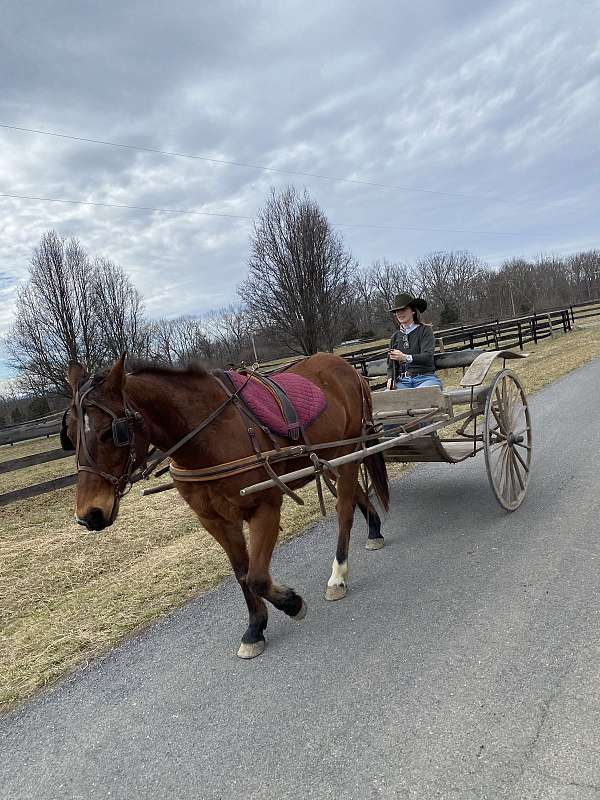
[507,453,519,502]
[495,445,510,495]
[490,402,506,433]
[514,440,531,452]
[513,446,530,474]
[511,450,525,491]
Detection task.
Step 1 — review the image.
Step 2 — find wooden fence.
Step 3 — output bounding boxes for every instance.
[0,410,63,446]
[1,298,599,508]
[343,299,600,377]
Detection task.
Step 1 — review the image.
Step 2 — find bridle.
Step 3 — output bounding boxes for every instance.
[73,376,146,500]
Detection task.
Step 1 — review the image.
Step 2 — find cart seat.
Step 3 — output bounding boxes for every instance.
[372,386,450,419]
[433,349,483,370]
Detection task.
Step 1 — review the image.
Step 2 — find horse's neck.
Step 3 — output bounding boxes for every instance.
[125,372,224,460]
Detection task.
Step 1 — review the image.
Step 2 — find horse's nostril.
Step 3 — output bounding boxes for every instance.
[84,507,108,531]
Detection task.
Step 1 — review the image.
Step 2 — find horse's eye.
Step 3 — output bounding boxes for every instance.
[99,428,113,443]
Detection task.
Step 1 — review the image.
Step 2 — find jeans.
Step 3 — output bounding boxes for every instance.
[395,373,442,389]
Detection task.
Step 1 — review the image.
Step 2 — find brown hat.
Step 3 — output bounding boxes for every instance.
[389,292,427,313]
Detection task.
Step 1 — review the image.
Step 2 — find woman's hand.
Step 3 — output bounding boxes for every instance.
[389,348,409,363]
[386,378,393,390]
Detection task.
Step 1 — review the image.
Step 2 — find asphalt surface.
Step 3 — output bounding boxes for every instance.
[1,360,600,800]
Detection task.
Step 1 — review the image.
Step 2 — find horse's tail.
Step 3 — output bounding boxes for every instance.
[364,449,390,513]
[357,374,390,512]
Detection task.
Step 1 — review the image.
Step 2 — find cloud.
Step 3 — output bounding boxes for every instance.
[1,0,598,367]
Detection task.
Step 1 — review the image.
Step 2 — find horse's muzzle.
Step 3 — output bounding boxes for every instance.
[77,507,111,531]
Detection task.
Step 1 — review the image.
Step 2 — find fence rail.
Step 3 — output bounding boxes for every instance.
[0,412,63,446]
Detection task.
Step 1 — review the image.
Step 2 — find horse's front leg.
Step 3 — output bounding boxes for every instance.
[191,506,269,659]
[246,498,307,627]
[325,461,359,600]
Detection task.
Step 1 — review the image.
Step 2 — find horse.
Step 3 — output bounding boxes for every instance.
[62,352,390,658]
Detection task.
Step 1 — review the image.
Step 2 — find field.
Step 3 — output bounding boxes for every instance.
[1,323,600,712]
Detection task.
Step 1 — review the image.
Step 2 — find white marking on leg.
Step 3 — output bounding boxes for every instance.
[327,558,348,589]
[84,413,91,433]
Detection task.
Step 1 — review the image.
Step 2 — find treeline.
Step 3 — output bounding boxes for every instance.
[3,187,600,411]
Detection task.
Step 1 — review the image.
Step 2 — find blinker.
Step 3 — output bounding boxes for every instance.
[60,409,75,452]
[112,417,131,447]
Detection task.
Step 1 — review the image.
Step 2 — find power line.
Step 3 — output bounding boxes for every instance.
[0,122,579,211]
[0,192,251,221]
[0,191,522,235]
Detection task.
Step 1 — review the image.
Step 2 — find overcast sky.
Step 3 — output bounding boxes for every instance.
[1,0,599,381]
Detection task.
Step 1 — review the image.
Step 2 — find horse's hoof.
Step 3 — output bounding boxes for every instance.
[293,600,308,621]
[325,584,347,601]
[237,639,266,659]
[366,537,385,551]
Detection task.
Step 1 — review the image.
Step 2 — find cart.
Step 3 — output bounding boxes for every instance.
[240,349,532,512]
[370,348,532,510]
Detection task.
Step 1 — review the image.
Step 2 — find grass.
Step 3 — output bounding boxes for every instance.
[1,323,599,712]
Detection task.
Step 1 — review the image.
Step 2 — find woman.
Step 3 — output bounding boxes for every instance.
[386,292,442,390]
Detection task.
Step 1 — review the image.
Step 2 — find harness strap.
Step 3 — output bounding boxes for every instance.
[140,374,253,479]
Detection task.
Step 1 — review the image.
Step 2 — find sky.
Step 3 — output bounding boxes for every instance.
[1,0,599,383]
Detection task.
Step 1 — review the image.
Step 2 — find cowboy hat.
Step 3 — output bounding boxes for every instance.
[389,292,427,313]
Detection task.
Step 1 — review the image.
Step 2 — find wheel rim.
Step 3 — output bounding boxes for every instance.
[484,369,532,511]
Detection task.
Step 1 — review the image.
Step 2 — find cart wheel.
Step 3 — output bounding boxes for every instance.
[483,369,532,511]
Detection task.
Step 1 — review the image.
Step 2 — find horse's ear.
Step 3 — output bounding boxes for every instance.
[67,362,87,394]
[105,354,126,392]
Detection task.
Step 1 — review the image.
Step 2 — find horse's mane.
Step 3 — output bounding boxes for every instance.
[127,361,210,379]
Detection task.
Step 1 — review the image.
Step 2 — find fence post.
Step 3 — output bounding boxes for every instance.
[532,314,538,344]
[518,322,523,350]
[570,305,575,324]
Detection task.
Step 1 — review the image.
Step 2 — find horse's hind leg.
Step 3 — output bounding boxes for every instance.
[356,483,385,551]
[246,499,307,622]
[326,461,359,601]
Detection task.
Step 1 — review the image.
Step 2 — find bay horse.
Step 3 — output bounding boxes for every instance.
[63,352,389,658]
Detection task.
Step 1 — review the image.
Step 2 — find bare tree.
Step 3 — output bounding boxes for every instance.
[6,231,148,395]
[369,260,415,310]
[205,304,253,363]
[93,257,148,360]
[239,187,356,354]
[414,251,487,324]
[149,315,213,365]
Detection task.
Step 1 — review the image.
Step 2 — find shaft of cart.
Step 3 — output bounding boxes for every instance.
[239,414,450,497]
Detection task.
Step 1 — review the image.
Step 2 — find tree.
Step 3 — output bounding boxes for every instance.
[93,257,148,360]
[27,395,51,420]
[149,315,213,366]
[6,231,146,395]
[414,251,487,323]
[239,187,356,354]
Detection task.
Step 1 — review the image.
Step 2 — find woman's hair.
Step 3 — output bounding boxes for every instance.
[412,308,422,324]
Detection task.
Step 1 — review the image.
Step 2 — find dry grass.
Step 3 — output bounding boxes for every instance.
[1,324,599,712]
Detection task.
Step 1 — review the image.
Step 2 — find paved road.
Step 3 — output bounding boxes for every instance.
[2,360,600,800]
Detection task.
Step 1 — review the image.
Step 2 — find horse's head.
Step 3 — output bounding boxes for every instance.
[63,356,148,531]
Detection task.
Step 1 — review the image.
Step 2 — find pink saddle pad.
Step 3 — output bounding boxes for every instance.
[226,371,327,438]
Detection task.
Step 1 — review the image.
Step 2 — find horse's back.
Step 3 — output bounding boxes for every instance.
[287,353,364,441]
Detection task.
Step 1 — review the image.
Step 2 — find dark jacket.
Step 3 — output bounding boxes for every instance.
[387,324,436,379]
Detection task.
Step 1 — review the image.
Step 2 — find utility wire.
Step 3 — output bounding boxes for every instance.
[0,191,522,235]
[0,122,580,211]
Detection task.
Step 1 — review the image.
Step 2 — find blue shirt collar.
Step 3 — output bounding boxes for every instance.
[400,321,418,335]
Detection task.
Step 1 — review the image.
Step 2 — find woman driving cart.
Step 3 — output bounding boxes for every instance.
[386,292,442,390]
